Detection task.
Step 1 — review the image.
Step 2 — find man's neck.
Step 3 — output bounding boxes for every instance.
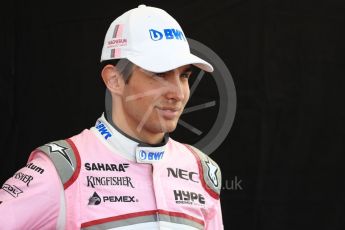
[110,112,164,145]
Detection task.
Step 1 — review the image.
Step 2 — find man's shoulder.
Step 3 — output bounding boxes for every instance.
[175,142,222,198]
[31,130,88,189]
[34,129,91,169]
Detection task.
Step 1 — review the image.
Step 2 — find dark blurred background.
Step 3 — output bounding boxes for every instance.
[1,0,345,229]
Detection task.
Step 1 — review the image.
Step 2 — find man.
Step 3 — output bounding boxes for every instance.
[0,5,223,229]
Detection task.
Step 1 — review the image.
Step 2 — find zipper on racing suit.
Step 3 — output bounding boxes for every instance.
[151,165,161,229]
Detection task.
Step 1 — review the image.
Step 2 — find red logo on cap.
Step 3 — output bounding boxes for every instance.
[108,24,127,58]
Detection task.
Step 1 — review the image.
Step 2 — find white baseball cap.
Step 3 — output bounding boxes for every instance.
[100,5,213,73]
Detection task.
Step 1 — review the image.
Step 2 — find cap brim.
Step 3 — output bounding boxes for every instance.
[127,52,213,73]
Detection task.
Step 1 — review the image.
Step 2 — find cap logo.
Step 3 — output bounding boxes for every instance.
[112,24,122,38]
[108,24,126,58]
[149,28,186,41]
[149,29,163,41]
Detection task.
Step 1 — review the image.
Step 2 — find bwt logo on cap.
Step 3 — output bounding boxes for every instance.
[149,28,186,41]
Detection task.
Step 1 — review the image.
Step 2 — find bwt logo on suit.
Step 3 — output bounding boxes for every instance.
[149,28,186,41]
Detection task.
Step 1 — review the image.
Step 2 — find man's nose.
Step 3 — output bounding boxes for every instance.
[165,74,185,101]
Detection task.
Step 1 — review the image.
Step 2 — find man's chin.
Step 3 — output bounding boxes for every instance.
[164,126,177,133]
[158,121,178,133]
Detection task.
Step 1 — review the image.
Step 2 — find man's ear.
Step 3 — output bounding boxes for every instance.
[101,64,124,95]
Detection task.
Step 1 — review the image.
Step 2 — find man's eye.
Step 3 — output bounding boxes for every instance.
[180,72,192,79]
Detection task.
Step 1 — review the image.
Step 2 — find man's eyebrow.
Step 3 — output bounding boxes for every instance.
[157,66,193,75]
[181,66,193,73]
[183,67,193,72]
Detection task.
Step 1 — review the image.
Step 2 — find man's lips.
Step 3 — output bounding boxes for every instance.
[155,107,181,119]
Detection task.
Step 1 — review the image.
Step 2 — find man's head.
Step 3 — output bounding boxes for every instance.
[102,62,192,143]
[100,5,213,144]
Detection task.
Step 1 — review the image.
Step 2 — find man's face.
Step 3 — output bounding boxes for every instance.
[120,65,192,135]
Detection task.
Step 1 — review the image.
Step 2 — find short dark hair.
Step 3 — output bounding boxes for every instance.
[100,59,134,83]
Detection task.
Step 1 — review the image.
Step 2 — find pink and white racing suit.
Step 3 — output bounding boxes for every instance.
[0,114,223,229]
